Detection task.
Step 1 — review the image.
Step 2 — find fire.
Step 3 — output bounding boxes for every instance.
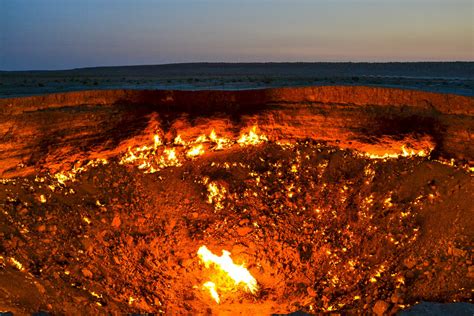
[197,245,258,303]
[165,148,177,161]
[237,126,268,146]
[206,181,226,210]
[187,144,205,158]
[119,133,163,172]
[174,135,186,146]
[209,129,230,150]
[364,145,432,159]
[195,134,208,143]
[203,281,220,303]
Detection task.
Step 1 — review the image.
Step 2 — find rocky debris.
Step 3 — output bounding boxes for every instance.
[373,300,390,316]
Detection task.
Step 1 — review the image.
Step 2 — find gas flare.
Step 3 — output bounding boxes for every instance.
[197,245,258,303]
[237,126,268,146]
[203,281,220,303]
[187,144,205,158]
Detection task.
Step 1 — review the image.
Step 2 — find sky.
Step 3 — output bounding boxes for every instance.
[0,0,472,70]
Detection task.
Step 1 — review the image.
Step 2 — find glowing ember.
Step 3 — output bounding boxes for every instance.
[197,245,258,299]
[237,126,268,146]
[39,194,47,203]
[9,257,24,271]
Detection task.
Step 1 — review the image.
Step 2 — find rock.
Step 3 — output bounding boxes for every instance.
[405,270,415,279]
[403,258,417,269]
[390,290,403,304]
[18,208,29,215]
[468,266,474,278]
[81,268,93,278]
[239,218,250,226]
[307,287,316,297]
[373,300,390,316]
[452,247,467,257]
[111,215,121,228]
[236,226,252,236]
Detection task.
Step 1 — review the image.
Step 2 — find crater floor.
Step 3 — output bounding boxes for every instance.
[1,141,472,315]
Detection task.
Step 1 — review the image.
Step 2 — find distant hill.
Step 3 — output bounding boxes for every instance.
[2,62,473,79]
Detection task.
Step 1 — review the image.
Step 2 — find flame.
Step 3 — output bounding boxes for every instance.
[364,145,432,159]
[153,134,162,148]
[119,134,162,172]
[164,148,177,162]
[187,144,205,158]
[203,281,220,304]
[206,182,226,210]
[53,158,108,186]
[197,245,258,303]
[195,134,208,143]
[174,135,186,146]
[209,129,230,150]
[237,126,268,146]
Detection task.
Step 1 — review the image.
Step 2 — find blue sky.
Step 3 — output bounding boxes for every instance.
[1,0,472,70]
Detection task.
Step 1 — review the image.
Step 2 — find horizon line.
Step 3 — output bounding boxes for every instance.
[1,60,473,72]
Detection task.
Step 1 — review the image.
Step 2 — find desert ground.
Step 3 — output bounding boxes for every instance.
[1,62,473,98]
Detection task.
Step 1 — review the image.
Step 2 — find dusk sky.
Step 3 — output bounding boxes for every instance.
[1,0,473,70]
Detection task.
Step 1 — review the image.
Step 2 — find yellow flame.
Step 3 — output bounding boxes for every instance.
[174,135,186,146]
[39,194,47,203]
[237,126,268,146]
[187,144,205,158]
[197,245,258,295]
[9,257,24,271]
[207,182,226,210]
[153,134,162,148]
[195,134,208,143]
[209,129,230,150]
[203,281,220,303]
[364,145,432,159]
[164,148,177,161]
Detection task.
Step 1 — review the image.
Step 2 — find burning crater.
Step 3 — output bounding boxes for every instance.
[0,86,473,315]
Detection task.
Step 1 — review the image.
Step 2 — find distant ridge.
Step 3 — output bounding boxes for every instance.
[1,62,473,79]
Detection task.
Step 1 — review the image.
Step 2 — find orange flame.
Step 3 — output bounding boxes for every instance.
[187,144,205,158]
[237,126,268,146]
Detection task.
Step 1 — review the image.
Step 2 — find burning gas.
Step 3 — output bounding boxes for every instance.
[197,245,258,303]
[237,126,268,146]
[118,126,266,174]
